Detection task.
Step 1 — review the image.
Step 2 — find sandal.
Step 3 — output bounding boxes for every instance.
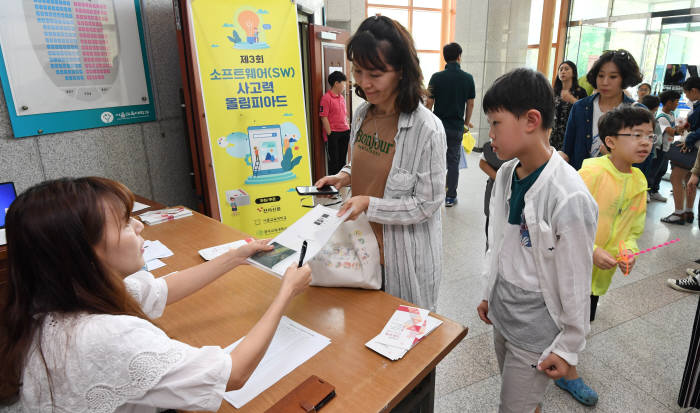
[554,377,599,406]
[661,213,686,225]
[686,211,695,224]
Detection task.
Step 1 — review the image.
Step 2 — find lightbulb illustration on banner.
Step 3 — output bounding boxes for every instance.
[238,10,259,44]
[21,0,120,103]
[227,8,270,49]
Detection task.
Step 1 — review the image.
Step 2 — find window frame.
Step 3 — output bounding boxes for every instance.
[365,0,456,70]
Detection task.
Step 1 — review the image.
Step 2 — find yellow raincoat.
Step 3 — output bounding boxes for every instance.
[579,155,647,296]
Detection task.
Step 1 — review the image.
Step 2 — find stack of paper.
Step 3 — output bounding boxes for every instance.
[365,305,443,360]
[139,207,192,225]
[198,238,253,261]
[142,240,174,270]
[223,316,331,408]
[247,205,351,277]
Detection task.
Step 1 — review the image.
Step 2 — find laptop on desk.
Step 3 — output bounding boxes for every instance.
[0,182,17,246]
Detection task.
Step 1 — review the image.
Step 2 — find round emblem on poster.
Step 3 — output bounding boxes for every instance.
[101,112,114,123]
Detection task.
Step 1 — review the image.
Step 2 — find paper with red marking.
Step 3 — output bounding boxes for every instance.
[372,305,430,350]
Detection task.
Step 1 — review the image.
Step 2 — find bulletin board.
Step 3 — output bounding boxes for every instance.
[0,0,155,138]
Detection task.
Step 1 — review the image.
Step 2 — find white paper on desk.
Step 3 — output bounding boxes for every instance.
[142,240,174,262]
[198,239,250,261]
[247,205,351,277]
[132,201,149,212]
[222,316,331,408]
[145,259,166,271]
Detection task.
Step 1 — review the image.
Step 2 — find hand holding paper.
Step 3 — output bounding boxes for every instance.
[230,238,273,264]
[338,196,368,220]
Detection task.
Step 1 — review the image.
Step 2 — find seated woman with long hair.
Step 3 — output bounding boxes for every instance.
[0,177,311,412]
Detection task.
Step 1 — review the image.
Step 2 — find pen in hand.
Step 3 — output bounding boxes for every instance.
[298,240,308,268]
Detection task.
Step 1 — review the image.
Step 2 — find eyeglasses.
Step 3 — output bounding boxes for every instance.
[602,49,632,61]
[614,133,656,142]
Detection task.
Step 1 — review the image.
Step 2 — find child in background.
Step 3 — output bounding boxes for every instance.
[649,90,681,202]
[636,95,661,195]
[478,141,506,249]
[678,77,700,150]
[555,106,652,406]
[476,68,598,413]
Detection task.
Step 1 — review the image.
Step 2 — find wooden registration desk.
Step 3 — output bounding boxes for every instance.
[144,209,467,412]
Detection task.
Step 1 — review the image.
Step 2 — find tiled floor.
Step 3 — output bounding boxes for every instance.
[435,152,700,412]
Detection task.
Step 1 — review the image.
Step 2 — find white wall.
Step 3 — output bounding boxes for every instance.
[455,0,531,146]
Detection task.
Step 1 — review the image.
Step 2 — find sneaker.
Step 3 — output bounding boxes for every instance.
[687,211,695,224]
[445,197,457,207]
[667,276,700,294]
[554,377,598,406]
[649,192,668,202]
[686,268,700,277]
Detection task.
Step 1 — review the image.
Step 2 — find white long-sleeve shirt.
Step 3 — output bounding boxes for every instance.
[5,272,231,413]
[341,102,446,311]
[483,150,598,366]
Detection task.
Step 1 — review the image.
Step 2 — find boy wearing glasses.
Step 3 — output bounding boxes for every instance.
[555,105,653,403]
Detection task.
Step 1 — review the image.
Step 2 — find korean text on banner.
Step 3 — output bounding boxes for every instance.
[190,0,312,237]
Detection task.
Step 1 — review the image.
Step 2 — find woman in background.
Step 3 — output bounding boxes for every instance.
[550,61,588,150]
[562,49,642,170]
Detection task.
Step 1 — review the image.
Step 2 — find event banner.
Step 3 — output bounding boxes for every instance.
[189,0,312,237]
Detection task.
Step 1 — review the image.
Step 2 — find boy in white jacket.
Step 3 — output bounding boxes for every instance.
[476,68,598,413]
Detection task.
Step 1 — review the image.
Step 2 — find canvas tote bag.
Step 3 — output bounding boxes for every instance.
[309,213,381,289]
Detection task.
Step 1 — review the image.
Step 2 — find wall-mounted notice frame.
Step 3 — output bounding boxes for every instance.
[0,0,155,138]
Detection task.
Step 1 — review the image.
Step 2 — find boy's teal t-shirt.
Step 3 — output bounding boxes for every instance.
[508,162,548,225]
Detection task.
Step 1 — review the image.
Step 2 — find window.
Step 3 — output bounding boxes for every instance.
[366,0,456,84]
[527,0,569,83]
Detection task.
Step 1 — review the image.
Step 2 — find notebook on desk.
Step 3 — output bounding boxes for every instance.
[0,182,17,246]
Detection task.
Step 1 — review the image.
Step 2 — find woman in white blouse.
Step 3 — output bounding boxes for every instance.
[0,177,311,412]
[315,16,446,311]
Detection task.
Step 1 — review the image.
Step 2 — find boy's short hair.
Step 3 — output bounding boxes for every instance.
[482,68,555,130]
[599,105,655,151]
[640,95,660,111]
[443,43,462,62]
[328,70,346,87]
[638,82,651,91]
[586,49,642,89]
[683,76,700,92]
[659,90,681,105]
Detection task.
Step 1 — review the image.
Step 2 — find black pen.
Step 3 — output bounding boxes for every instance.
[298,240,308,267]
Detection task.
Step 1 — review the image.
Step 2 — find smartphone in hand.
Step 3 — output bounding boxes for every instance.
[295,185,339,196]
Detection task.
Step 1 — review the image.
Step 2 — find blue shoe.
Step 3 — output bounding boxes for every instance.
[445,197,457,207]
[554,377,598,406]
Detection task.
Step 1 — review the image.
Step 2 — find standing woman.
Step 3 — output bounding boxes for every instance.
[550,61,588,150]
[562,49,642,170]
[0,177,311,412]
[315,16,446,311]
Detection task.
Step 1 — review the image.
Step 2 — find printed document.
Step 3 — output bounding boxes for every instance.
[247,205,351,276]
[223,316,331,408]
[366,306,443,361]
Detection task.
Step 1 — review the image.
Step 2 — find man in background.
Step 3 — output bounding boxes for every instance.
[320,71,350,175]
[426,43,476,207]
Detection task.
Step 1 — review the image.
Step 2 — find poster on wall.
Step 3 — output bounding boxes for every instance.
[0,0,155,138]
[189,0,313,238]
